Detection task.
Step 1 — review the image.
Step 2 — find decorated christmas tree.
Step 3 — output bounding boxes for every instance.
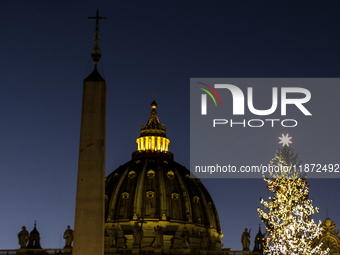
[257,134,328,255]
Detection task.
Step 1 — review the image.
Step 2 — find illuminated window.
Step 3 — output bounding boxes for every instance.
[128,171,136,179]
[121,192,129,199]
[193,196,200,203]
[167,170,175,179]
[157,137,161,151]
[136,138,141,151]
[147,169,155,178]
[145,136,150,150]
[171,193,179,200]
[151,136,155,151]
[146,190,155,198]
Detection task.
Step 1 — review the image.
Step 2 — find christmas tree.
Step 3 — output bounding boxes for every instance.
[257,134,328,255]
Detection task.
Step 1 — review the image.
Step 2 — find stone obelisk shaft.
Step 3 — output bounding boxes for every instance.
[73,69,106,255]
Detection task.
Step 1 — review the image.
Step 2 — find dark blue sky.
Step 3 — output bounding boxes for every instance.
[1,0,340,250]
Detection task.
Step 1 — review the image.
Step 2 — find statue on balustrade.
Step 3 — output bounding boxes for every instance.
[181,227,191,249]
[241,228,251,251]
[18,226,29,248]
[153,225,163,248]
[133,222,143,246]
[108,225,118,248]
[63,225,74,248]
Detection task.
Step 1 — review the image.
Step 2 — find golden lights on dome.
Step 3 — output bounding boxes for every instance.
[136,136,170,152]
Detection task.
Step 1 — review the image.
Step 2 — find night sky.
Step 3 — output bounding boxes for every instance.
[1,0,340,251]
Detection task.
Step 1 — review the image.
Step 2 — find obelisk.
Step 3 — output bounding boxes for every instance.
[73,10,107,255]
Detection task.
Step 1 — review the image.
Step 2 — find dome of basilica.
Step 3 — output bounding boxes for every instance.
[104,101,223,252]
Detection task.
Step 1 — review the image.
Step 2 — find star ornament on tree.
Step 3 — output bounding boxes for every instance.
[279,134,292,147]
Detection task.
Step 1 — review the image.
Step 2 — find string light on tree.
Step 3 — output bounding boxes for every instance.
[257,135,328,255]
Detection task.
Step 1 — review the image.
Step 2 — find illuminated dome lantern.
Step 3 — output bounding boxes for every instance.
[136,100,170,153]
[104,101,223,254]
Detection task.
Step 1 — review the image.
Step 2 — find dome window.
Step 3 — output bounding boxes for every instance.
[128,171,136,179]
[185,174,190,179]
[147,170,155,178]
[167,170,175,179]
[171,193,179,200]
[193,196,200,203]
[121,192,129,200]
[146,190,155,199]
[208,201,213,208]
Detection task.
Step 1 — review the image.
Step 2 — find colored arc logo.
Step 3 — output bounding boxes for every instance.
[196,82,223,106]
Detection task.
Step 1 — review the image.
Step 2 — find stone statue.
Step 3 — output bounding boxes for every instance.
[201,230,210,250]
[153,225,163,248]
[241,228,251,251]
[181,227,190,249]
[108,225,118,247]
[18,226,29,248]
[63,225,74,248]
[133,222,143,246]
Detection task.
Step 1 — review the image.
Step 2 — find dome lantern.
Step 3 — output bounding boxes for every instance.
[136,101,170,153]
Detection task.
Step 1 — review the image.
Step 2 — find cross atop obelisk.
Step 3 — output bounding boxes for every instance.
[88,9,107,67]
[88,9,107,35]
